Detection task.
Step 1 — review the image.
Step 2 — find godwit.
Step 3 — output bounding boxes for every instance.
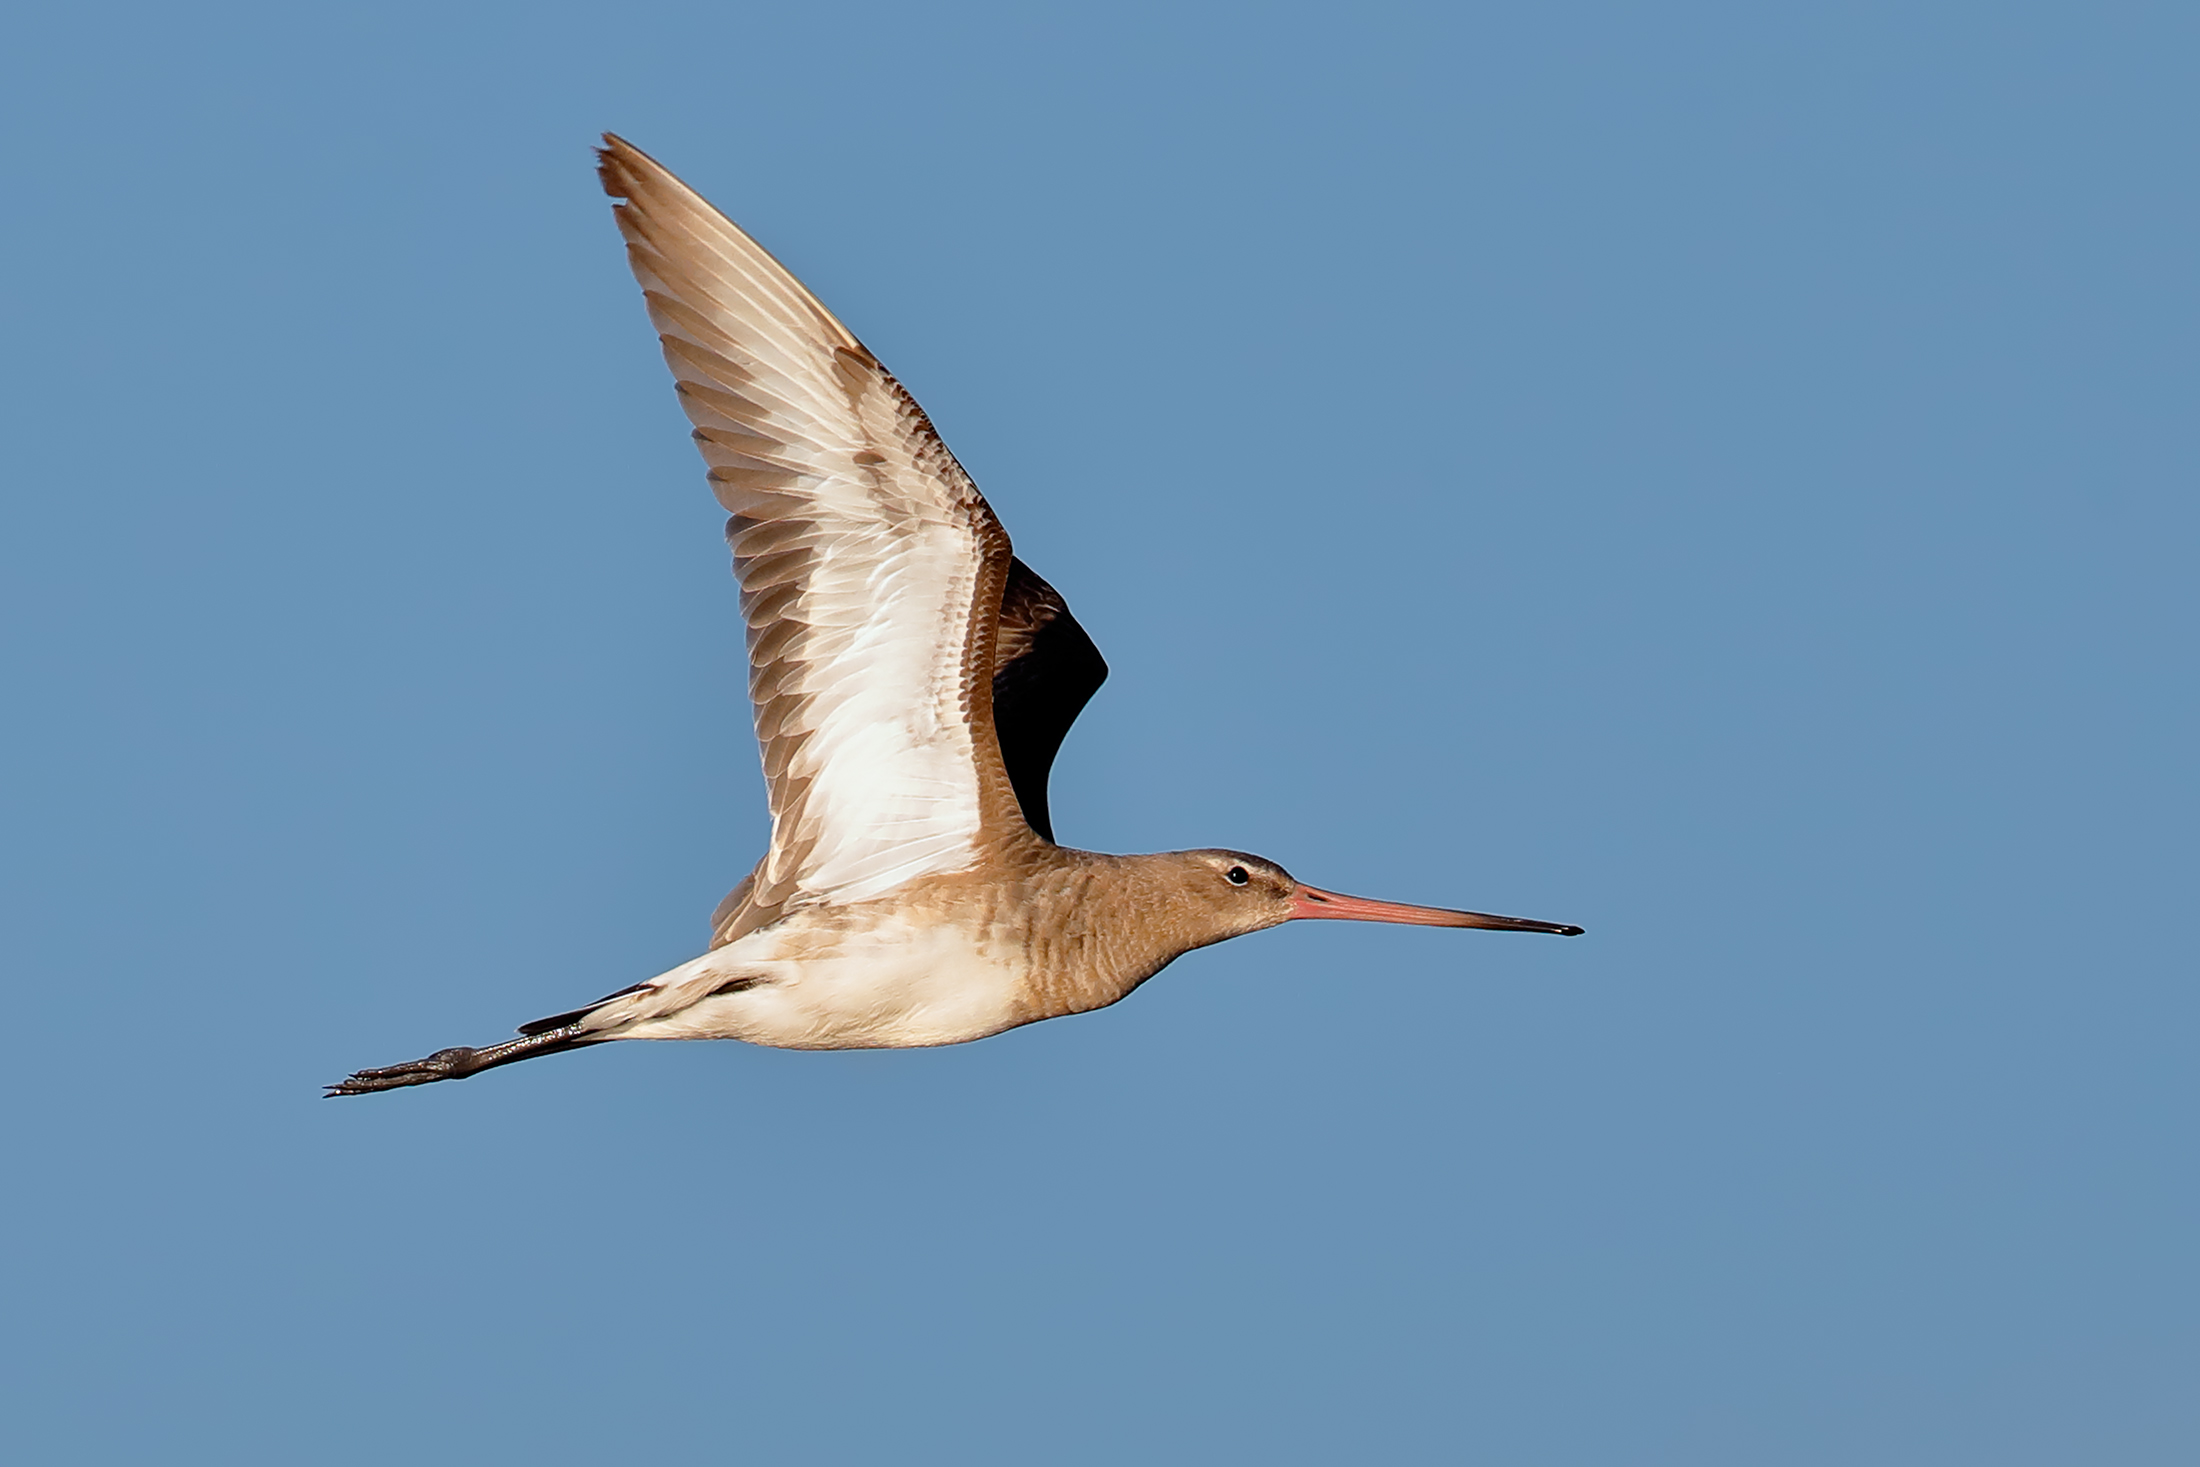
[328,135,1581,1096]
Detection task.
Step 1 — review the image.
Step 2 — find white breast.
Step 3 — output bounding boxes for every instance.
[605,911,1030,1050]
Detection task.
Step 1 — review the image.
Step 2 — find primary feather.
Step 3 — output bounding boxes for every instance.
[600,134,1021,935]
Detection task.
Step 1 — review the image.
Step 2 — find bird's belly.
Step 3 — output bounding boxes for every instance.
[627,919,1030,1050]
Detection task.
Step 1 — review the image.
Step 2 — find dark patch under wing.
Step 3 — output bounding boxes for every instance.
[991,557,1108,843]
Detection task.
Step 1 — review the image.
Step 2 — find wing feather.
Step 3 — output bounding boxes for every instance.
[992,559,1108,843]
[600,135,1021,935]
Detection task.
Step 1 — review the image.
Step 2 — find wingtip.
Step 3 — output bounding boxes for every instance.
[596,132,637,199]
[597,132,674,203]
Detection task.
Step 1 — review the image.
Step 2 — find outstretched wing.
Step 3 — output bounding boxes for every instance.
[601,134,1024,936]
[707,556,1109,948]
[992,557,1107,844]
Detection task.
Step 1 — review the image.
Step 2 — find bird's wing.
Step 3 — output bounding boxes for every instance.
[601,134,1026,935]
[990,557,1108,844]
[706,556,1108,947]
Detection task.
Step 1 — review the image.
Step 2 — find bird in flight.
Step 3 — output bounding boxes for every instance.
[329,135,1581,1096]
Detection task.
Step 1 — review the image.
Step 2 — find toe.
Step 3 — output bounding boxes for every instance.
[325,1053,463,1096]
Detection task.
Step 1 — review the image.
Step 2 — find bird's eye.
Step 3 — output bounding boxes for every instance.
[1225,866,1250,886]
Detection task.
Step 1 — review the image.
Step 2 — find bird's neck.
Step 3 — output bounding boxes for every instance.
[998,850,1218,1023]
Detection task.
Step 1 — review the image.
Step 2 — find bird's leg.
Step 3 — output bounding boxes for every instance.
[325,1024,592,1096]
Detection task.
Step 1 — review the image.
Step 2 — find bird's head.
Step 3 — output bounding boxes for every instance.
[1159,848,1585,950]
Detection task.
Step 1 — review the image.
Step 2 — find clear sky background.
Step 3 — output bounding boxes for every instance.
[3,2,2194,1462]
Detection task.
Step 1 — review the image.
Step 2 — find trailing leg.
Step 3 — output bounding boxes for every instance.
[325,1024,595,1096]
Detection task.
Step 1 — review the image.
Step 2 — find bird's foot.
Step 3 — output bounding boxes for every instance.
[325,1027,591,1097]
[325,1046,488,1096]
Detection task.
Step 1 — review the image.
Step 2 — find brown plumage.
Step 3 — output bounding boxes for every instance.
[328,136,1579,1097]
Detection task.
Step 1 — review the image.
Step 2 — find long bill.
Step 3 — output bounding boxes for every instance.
[1289,885,1584,936]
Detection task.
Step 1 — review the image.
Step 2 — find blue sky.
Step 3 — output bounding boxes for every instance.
[2,2,2195,1461]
